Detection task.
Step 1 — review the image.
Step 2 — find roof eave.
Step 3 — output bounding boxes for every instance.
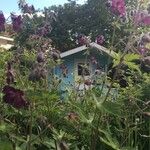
[60,42,116,58]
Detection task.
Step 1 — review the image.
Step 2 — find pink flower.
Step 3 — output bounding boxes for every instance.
[107,0,126,17]
[133,11,150,26]
[142,15,150,26]
[96,35,105,45]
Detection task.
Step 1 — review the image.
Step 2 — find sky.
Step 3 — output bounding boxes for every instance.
[0,0,85,17]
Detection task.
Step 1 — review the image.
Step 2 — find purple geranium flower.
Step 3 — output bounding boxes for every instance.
[3,85,29,109]
[11,14,22,32]
[36,24,52,36]
[138,33,150,56]
[77,35,91,46]
[0,11,5,32]
[23,4,35,14]
[96,35,105,45]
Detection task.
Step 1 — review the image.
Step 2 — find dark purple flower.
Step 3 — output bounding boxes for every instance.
[51,50,60,62]
[138,33,150,56]
[107,0,126,17]
[2,85,29,109]
[23,4,35,14]
[0,11,5,32]
[77,35,91,46]
[36,24,52,36]
[28,64,47,82]
[141,34,150,43]
[96,35,105,45]
[11,14,22,32]
[138,47,147,56]
[37,51,45,63]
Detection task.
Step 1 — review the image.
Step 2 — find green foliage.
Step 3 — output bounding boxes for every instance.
[0,0,150,150]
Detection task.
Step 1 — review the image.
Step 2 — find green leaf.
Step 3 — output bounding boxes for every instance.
[99,129,120,150]
[0,141,13,150]
[0,124,6,132]
[101,101,122,117]
[124,54,140,62]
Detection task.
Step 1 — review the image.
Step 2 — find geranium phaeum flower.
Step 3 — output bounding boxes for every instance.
[96,35,105,45]
[11,14,22,32]
[0,11,5,32]
[36,24,52,36]
[138,33,150,55]
[23,4,35,14]
[107,0,126,17]
[3,85,29,109]
[37,51,45,63]
[77,35,91,46]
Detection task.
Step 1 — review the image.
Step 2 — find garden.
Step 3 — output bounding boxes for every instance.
[0,0,150,149]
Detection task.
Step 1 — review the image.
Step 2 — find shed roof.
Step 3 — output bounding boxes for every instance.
[60,42,116,58]
[0,36,14,42]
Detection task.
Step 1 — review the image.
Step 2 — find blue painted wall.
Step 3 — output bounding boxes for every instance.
[54,48,112,92]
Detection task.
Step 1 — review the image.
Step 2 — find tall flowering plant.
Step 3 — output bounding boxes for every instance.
[0,0,150,150]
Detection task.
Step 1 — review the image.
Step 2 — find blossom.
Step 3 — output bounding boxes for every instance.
[37,51,45,63]
[138,33,150,55]
[23,4,35,14]
[96,35,105,45]
[106,0,126,17]
[50,49,60,62]
[142,15,150,26]
[77,35,91,46]
[36,24,52,36]
[133,11,150,26]
[11,14,22,32]
[0,11,5,32]
[3,85,29,109]
[28,64,47,82]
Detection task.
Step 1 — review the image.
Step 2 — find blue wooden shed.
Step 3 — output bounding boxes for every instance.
[54,42,115,94]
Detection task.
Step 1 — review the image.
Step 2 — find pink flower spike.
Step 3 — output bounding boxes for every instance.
[110,0,126,17]
[142,15,150,26]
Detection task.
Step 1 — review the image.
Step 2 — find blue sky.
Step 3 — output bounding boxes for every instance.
[0,0,85,17]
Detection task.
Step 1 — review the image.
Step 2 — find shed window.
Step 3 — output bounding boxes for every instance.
[78,63,90,76]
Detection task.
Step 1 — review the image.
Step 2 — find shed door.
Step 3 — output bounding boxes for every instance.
[74,59,92,90]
